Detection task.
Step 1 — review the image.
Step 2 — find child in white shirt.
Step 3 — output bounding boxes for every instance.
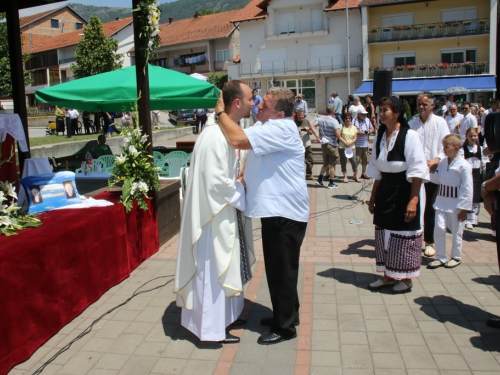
[427,134,473,269]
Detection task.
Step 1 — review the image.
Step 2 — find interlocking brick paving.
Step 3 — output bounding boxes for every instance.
[9,164,499,375]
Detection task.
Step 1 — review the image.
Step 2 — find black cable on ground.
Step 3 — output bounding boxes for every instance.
[309,179,374,219]
[32,275,175,375]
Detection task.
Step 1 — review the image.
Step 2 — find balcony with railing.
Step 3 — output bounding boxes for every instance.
[368,19,490,43]
[239,55,362,76]
[369,61,489,79]
[59,57,76,64]
[265,17,329,38]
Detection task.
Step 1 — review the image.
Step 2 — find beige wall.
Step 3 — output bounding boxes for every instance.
[22,9,86,37]
[369,36,490,67]
[367,0,490,27]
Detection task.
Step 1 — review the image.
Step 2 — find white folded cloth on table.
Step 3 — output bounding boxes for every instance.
[52,196,114,210]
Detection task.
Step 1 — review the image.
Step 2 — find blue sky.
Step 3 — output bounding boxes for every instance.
[19,0,176,16]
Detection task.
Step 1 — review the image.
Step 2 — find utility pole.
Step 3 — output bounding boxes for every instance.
[346,0,351,95]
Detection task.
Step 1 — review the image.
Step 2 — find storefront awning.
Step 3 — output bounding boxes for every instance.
[354,75,497,96]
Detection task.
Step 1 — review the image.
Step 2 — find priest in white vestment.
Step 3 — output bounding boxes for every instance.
[174,81,255,343]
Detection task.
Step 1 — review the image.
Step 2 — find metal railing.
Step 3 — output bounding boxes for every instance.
[58,57,76,64]
[369,61,489,79]
[265,17,329,37]
[239,55,361,76]
[368,19,489,43]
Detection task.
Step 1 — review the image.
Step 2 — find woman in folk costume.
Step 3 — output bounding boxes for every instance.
[367,96,430,294]
[174,109,255,343]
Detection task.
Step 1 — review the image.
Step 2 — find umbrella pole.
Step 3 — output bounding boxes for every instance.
[132,0,153,157]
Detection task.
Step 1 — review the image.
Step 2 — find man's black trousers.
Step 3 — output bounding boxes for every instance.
[424,182,439,244]
[261,216,307,337]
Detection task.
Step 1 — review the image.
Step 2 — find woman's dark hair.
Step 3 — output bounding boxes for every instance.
[342,113,352,122]
[377,96,409,136]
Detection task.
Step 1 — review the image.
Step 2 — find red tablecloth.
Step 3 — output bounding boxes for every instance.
[0,191,159,375]
[0,134,18,186]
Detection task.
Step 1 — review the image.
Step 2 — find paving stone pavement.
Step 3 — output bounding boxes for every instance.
[9,165,500,375]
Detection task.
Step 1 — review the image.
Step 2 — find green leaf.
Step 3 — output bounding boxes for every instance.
[122,178,132,203]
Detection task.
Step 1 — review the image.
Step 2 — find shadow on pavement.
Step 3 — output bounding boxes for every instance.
[414,295,500,353]
[463,230,496,242]
[317,268,378,291]
[472,275,500,293]
[161,300,272,348]
[340,239,376,259]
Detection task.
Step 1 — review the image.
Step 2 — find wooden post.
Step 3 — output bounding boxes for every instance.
[5,2,31,175]
[132,0,153,156]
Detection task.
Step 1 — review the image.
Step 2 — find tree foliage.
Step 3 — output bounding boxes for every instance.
[200,9,221,16]
[159,0,247,22]
[71,15,123,79]
[207,73,228,90]
[0,13,32,97]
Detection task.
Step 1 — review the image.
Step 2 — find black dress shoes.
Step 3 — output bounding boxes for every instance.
[260,316,300,326]
[257,331,296,345]
[219,333,240,344]
[486,318,500,328]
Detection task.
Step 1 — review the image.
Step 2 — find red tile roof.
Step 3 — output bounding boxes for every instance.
[19,6,86,28]
[158,10,240,47]
[22,33,52,53]
[230,0,268,23]
[20,9,55,27]
[32,17,133,53]
[231,0,360,23]
[325,0,362,11]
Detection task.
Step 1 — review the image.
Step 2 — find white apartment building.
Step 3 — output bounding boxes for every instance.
[228,0,363,112]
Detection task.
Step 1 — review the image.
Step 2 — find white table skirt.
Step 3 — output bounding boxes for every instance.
[22,158,52,178]
[0,113,28,152]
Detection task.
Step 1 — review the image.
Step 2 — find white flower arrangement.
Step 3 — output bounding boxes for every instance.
[0,181,42,236]
[0,144,42,236]
[108,124,160,212]
[133,0,162,63]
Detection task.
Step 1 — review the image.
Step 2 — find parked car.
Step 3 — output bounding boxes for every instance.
[169,109,196,125]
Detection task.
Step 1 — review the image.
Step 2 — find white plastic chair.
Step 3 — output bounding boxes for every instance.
[97,155,116,173]
[167,150,188,160]
[159,155,187,178]
[75,159,105,173]
[153,151,164,162]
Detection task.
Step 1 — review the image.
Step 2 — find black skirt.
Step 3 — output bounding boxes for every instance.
[374,171,421,231]
[472,168,482,204]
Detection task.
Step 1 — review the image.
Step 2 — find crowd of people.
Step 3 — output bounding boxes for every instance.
[174,82,500,348]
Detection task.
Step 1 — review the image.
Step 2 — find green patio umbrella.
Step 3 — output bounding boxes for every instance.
[35,64,220,112]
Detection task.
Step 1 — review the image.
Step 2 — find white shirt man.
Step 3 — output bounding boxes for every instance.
[481,98,499,130]
[68,109,79,119]
[445,105,464,134]
[409,92,450,257]
[174,82,255,343]
[441,94,455,116]
[409,109,449,161]
[459,102,478,142]
[216,85,309,346]
[348,96,365,120]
